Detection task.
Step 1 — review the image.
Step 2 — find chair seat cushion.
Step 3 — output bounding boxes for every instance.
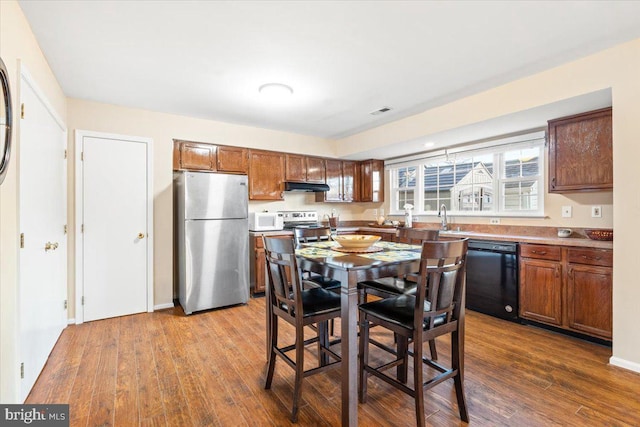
[300,287,341,317]
[359,295,444,330]
[307,274,341,290]
[359,277,417,296]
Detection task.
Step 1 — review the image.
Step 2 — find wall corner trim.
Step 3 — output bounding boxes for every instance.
[609,356,640,374]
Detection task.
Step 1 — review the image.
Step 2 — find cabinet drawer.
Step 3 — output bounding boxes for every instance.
[567,248,612,267]
[520,244,561,261]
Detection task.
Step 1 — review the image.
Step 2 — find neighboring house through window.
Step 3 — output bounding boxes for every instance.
[388,131,545,217]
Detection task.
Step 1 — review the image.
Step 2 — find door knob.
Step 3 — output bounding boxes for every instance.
[138,232,145,239]
[45,242,59,251]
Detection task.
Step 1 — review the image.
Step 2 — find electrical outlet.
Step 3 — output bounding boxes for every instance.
[489,218,500,224]
[591,205,602,218]
[561,206,572,218]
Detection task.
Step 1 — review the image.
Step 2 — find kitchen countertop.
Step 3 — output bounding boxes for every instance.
[250,227,613,250]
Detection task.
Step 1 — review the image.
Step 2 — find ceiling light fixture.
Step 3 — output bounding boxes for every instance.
[258,83,294,99]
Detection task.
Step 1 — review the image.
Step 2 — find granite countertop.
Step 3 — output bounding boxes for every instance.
[250,226,613,250]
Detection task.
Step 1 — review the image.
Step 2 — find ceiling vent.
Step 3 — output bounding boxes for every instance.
[370,106,392,116]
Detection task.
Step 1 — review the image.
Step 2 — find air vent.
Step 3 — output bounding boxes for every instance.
[370,106,392,115]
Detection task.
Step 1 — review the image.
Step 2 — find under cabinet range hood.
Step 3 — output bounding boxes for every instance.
[284,182,330,192]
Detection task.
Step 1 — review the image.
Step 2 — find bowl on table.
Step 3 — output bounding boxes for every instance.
[333,234,381,249]
[584,229,613,241]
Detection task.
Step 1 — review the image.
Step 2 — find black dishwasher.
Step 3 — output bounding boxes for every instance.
[465,240,519,322]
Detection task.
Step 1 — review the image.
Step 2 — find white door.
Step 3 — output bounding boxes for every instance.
[76,132,153,323]
[19,70,67,400]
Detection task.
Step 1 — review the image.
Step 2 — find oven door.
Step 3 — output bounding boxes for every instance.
[465,240,519,322]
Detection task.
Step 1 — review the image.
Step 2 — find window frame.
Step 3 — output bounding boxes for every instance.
[388,134,545,218]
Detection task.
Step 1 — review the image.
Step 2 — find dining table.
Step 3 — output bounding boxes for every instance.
[295,239,423,426]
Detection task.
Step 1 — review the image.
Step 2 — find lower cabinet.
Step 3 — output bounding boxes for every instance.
[520,258,563,326]
[519,244,612,340]
[250,233,291,295]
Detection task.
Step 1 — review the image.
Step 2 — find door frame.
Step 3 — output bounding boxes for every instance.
[74,130,154,324]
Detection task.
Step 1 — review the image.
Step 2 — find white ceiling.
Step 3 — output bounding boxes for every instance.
[18,1,640,154]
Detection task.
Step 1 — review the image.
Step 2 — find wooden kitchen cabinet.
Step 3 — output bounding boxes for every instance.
[306,156,326,183]
[360,159,385,202]
[250,233,291,295]
[178,141,216,171]
[317,159,359,202]
[548,107,612,193]
[217,146,248,173]
[566,248,612,339]
[519,243,612,340]
[285,154,306,182]
[248,150,285,200]
[520,257,563,326]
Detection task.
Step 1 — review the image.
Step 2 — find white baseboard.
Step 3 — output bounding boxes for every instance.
[67,318,75,325]
[154,302,175,311]
[609,356,640,373]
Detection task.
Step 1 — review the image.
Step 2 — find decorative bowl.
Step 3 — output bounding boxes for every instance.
[557,229,572,238]
[333,234,381,249]
[584,229,613,241]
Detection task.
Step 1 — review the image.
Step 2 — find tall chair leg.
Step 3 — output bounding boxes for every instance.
[413,339,426,427]
[452,330,469,422]
[428,339,438,361]
[396,336,409,384]
[291,322,305,423]
[358,316,370,403]
[264,314,278,389]
[317,320,330,366]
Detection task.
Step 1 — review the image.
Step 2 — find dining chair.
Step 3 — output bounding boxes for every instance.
[292,227,341,291]
[263,236,341,423]
[358,228,440,359]
[358,228,440,302]
[358,238,469,427]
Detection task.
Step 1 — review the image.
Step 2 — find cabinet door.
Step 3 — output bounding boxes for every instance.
[360,159,384,202]
[180,142,216,171]
[566,264,612,339]
[249,150,285,200]
[217,146,248,174]
[342,160,359,202]
[306,157,326,183]
[323,159,343,202]
[285,153,306,182]
[548,107,612,192]
[254,247,266,294]
[519,258,562,325]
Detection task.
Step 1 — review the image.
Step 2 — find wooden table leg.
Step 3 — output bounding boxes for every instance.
[339,270,358,426]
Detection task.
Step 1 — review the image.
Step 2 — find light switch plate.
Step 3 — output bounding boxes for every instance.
[592,205,602,218]
[562,206,572,218]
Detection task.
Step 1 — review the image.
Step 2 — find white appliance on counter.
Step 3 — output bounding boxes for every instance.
[249,211,284,231]
[174,171,249,314]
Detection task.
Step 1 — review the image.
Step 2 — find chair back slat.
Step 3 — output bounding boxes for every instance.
[263,236,303,317]
[293,227,332,245]
[396,228,439,245]
[414,239,468,331]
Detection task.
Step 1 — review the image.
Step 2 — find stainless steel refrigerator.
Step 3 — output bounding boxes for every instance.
[174,171,249,314]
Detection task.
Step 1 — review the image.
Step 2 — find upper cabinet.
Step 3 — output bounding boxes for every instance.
[178,141,216,171]
[360,159,384,202]
[548,107,612,193]
[249,150,285,200]
[316,159,359,203]
[306,157,326,183]
[174,140,383,203]
[285,154,326,183]
[217,146,248,174]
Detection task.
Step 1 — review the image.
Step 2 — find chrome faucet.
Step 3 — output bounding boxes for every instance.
[438,204,448,231]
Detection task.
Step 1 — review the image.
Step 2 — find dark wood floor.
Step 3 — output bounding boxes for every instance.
[27,297,640,426]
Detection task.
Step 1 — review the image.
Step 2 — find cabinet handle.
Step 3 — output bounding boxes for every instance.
[551,177,556,189]
[582,255,602,261]
[531,250,547,255]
